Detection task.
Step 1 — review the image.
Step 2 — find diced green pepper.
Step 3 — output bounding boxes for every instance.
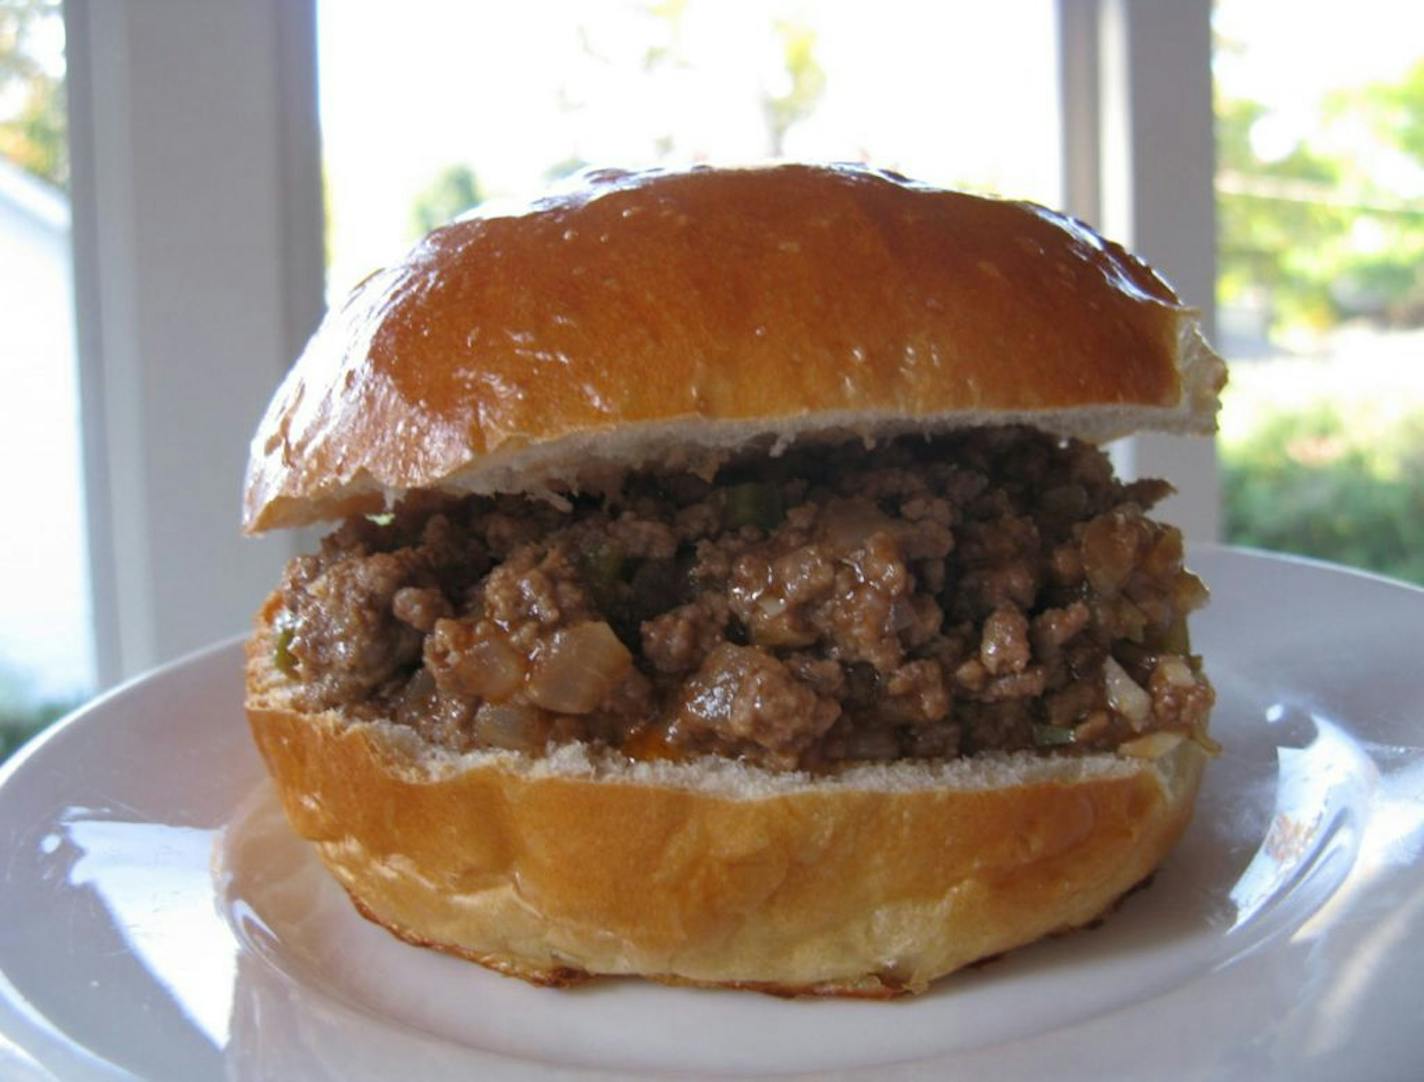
[1158,616,1192,655]
[722,482,784,531]
[579,540,627,607]
[273,626,298,677]
[1032,722,1077,748]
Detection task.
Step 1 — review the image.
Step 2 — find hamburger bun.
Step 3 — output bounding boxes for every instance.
[243,163,1223,533]
[243,163,1222,997]
[247,593,1207,997]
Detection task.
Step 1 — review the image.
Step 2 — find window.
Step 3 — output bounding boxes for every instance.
[47,1,1219,738]
[0,0,92,761]
[1214,0,1424,584]
[318,0,1062,298]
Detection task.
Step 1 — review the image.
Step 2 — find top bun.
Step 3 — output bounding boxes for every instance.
[243,163,1225,533]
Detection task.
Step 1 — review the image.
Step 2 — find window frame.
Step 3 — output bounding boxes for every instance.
[1060,0,1220,540]
[65,0,325,685]
[62,0,1217,687]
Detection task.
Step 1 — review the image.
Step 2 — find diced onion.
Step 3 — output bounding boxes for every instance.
[1081,515,1137,597]
[1158,655,1196,689]
[1172,572,1210,614]
[457,636,525,701]
[526,621,632,714]
[757,594,789,618]
[1119,731,1185,759]
[1193,730,1224,756]
[472,702,550,752]
[1103,655,1152,730]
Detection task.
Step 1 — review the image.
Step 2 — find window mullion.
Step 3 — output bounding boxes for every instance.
[1059,0,1221,542]
[65,0,324,683]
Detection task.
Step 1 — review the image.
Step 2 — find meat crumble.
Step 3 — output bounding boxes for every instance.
[270,427,1215,771]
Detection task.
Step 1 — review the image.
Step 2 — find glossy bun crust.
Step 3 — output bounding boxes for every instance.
[243,163,1224,532]
[246,597,1207,997]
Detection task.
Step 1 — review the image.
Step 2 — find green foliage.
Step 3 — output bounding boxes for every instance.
[409,163,483,237]
[1216,56,1424,333]
[544,156,590,184]
[1216,99,1350,329]
[0,0,66,187]
[1,719,43,763]
[0,665,80,765]
[0,1,55,86]
[1222,403,1424,585]
[640,0,688,71]
[1354,58,1424,165]
[762,17,825,156]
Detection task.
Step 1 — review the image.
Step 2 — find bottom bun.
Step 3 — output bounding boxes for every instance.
[245,618,1206,997]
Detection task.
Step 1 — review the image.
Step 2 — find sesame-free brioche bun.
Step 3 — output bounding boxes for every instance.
[245,596,1207,996]
[242,163,1224,533]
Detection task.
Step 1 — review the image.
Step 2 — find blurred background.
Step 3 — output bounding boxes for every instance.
[1,0,1420,763]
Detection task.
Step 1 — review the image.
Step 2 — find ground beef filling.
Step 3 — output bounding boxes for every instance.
[271,427,1215,771]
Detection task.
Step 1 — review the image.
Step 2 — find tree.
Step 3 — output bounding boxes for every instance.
[0,0,66,187]
[1216,58,1424,332]
[1337,59,1424,324]
[544,156,590,184]
[762,17,825,157]
[597,1,826,162]
[409,163,483,237]
[1357,57,1424,164]
[1215,96,1350,329]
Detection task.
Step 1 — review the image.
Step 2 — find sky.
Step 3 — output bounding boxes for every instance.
[1214,0,1424,103]
[7,0,1422,296]
[316,0,1061,296]
[316,0,1424,298]
[1214,0,1424,197]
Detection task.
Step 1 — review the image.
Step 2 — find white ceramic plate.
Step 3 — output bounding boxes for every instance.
[2,545,1423,1081]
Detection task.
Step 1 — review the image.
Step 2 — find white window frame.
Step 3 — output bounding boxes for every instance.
[63,0,1218,687]
[66,0,324,685]
[1059,0,1220,540]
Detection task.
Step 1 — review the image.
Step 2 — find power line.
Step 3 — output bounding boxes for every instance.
[1216,170,1424,217]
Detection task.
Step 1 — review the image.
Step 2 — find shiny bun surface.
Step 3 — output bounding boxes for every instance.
[244,164,1223,532]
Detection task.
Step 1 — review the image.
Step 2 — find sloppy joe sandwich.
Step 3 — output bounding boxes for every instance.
[243,163,1226,997]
